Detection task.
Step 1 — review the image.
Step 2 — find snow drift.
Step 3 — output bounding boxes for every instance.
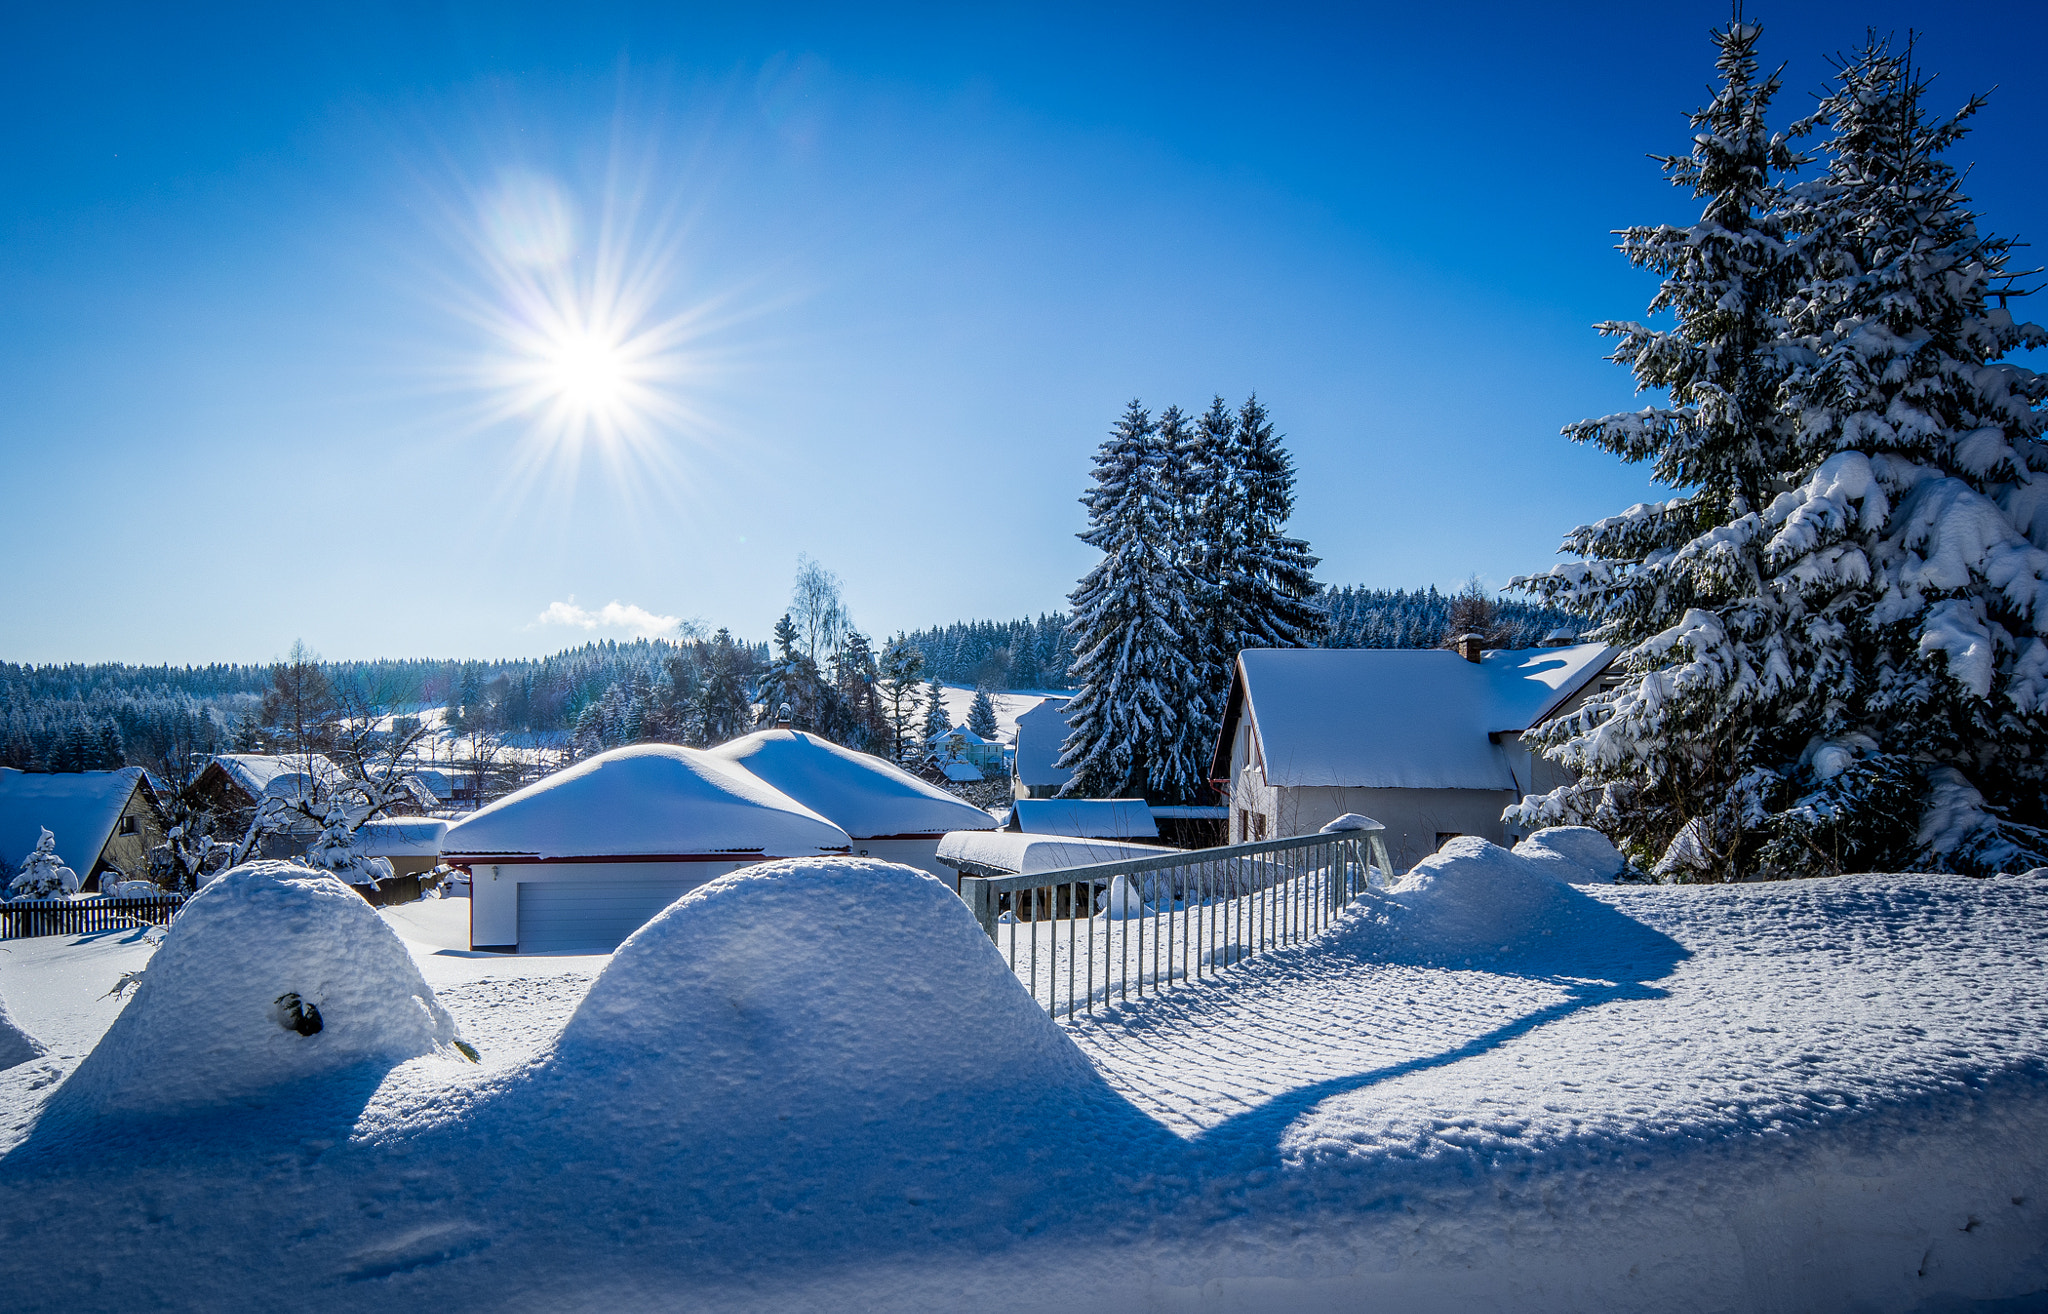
[57,861,465,1114]
[0,991,43,1071]
[1358,835,1679,973]
[1511,825,1628,883]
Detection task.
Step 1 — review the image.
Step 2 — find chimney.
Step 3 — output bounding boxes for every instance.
[775,702,793,730]
[1453,633,1485,663]
[1541,628,1579,648]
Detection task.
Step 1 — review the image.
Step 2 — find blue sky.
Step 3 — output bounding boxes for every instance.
[4,2,2043,664]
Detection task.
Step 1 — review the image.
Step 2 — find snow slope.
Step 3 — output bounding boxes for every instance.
[0,852,2044,1311]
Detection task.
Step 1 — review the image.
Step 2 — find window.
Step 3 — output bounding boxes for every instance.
[1252,813,1268,841]
[119,815,139,836]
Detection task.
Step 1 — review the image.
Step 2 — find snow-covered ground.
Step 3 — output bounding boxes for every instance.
[0,854,2044,1311]
[934,685,1063,744]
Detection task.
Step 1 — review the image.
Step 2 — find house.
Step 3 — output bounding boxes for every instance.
[707,729,999,881]
[0,767,165,891]
[1007,798,1160,843]
[1210,641,1617,871]
[441,743,851,954]
[1010,697,1073,799]
[925,725,1003,772]
[194,753,441,856]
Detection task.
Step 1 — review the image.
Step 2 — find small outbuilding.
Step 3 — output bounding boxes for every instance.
[707,729,999,881]
[0,767,164,890]
[1211,643,1617,871]
[934,830,1167,885]
[441,744,851,954]
[1007,798,1160,843]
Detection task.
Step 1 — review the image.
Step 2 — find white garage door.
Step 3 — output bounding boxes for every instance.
[516,875,707,954]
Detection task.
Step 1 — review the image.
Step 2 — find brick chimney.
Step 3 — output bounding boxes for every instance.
[1453,633,1485,663]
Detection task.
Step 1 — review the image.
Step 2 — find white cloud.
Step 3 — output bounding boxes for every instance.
[536,598,681,639]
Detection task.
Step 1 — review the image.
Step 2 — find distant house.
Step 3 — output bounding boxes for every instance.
[194,754,439,856]
[0,767,165,891]
[1010,698,1073,800]
[708,729,998,879]
[441,744,851,954]
[1210,642,1617,871]
[926,726,1002,773]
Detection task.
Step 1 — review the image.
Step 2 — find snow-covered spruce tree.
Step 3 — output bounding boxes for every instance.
[877,635,926,764]
[1509,19,1809,879]
[967,688,999,740]
[756,615,823,729]
[9,829,79,900]
[1228,395,1324,649]
[920,677,952,745]
[1059,401,1209,801]
[1758,38,2048,874]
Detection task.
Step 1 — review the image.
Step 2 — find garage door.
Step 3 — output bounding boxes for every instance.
[516,875,708,954]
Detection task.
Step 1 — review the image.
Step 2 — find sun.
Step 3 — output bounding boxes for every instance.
[545,330,630,411]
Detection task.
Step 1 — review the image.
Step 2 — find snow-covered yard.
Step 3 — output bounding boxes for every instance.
[0,854,2044,1312]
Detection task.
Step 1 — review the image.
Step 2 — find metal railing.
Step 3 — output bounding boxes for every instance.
[958,822,1393,1020]
[0,894,189,940]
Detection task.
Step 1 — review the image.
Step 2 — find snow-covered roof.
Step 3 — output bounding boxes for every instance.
[441,744,851,862]
[354,817,449,858]
[926,726,990,746]
[1217,644,1616,791]
[0,768,151,873]
[1009,798,1158,839]
[705,730,998,840]
[210,753,347,801]
[1012,698,1073,789]
[937,760,984,783]
[934,830,1167,876]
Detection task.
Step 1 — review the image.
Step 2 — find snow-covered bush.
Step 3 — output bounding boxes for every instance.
[548,858,1099,1123]
[57,861,468,1114]
[9,828,80,900]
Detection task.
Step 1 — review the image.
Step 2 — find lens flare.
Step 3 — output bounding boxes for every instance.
[424,149,753,524]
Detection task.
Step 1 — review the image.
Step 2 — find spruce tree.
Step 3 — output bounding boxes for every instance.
[920,677,952,744]
[967,688,999,740]
[1060,400,1208,800]
[1757,38,2048,874]
[877,635,926,764]
[1510,18,1808,878]
[1229,395,1324,649]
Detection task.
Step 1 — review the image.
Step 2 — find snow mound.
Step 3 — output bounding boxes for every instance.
[1371,836,1630,964]
[59,861,464,1114]
[548,857,1098,1118]
[0,990,44,1070]
[1512,826,1628,883]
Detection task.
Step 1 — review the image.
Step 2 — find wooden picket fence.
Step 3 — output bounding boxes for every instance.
[0,895,188,940]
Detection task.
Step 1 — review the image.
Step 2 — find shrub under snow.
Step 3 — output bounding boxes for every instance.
[57,861,466,1115]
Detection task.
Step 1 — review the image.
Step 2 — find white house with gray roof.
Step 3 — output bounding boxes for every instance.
[1210,642,1617,871]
